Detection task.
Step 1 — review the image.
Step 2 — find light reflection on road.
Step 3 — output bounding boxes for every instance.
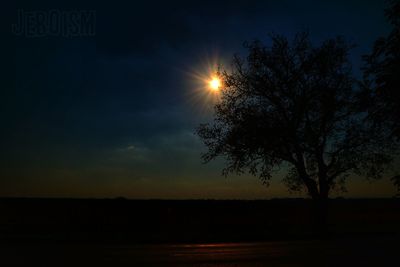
[2,237,398,266]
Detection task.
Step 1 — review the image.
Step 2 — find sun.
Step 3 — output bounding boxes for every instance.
[184,55,224,110]
[209,77,221,91]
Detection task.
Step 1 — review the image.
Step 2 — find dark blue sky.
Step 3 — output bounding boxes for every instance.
[1,0,396,198]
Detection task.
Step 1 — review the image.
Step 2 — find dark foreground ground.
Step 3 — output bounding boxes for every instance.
[0,198,399,266]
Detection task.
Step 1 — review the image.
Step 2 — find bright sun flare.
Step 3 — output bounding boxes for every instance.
[209,77,221,91]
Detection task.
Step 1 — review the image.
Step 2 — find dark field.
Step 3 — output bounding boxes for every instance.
[0,198,399,266]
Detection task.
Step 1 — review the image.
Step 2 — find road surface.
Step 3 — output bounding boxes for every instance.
[1,236,398,266]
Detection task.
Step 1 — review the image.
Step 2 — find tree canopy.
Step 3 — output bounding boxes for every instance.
[362,0,400,138]
[197,33,396,200]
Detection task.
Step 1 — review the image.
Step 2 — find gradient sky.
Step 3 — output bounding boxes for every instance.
[1,0,397,198]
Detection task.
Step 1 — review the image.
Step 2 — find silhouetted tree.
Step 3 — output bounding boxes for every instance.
[362,0,400,138]
[197,33,396,208]
[362,1,400,194]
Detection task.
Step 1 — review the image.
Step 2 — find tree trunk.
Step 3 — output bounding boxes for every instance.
[296,163,330,236]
